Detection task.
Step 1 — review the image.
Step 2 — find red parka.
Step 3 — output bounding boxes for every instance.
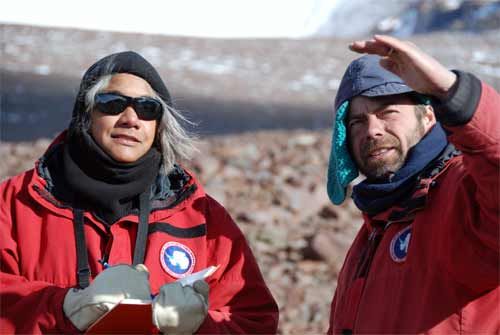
[0,145,279,334]
[328,75,500,333]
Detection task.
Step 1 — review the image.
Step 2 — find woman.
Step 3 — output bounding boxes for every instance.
[0,51,278,334]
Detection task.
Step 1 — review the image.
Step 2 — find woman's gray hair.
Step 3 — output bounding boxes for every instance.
[84,74,198,174]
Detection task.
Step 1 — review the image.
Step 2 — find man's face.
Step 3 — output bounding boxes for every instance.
[89,73,158,163]
[347,95,434,180]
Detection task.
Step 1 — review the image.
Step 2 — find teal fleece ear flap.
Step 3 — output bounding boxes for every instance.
[327,100,359,205]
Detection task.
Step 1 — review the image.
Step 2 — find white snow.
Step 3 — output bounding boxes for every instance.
[1,0,338,39]
[34,65,51,75]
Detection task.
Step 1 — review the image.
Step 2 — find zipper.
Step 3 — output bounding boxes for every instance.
[383,220,394,231]
[338,227,383,334]
[98,231,114,269]
[354,227,382,279]
[347,226,384,332]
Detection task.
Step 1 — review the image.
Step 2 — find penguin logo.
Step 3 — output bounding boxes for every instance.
[160,242,195,278]
[390,226,412,263]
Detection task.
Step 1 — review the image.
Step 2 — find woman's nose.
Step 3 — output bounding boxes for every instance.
[117,106,140,127]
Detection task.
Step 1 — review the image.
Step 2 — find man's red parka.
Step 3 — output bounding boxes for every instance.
[328,78,499,333]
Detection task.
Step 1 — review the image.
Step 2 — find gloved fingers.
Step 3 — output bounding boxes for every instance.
[155,282,183,304]
[96,264,137,278]
[103,263,148,274]
[184,284,208,315]
[134,263,150,278]
[152,283,183,330]
[98,264,150,284]
[90,264,152,301]
[152,283,209,334]
[192,280,209,302]
[64,265,152,331]
[63,291,119,331]
[93,302,114,313]
[151,298,164,330]
[155,282,207,309]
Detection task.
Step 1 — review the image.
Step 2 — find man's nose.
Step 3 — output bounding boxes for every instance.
[117,106,140,127]
[365,115,385,139]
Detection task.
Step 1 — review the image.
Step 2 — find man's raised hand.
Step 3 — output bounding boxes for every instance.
[349,34,457,100]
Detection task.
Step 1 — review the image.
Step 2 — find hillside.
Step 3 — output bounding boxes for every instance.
[2,24,499,141]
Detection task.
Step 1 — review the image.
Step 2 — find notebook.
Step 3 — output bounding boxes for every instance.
[86,265,219,334]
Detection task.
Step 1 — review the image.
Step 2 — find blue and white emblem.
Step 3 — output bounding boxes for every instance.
[390,226,412,263]
[160,242,196,278]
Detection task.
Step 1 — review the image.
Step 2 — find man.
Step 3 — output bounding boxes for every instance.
[0,51,278,334]
[326,35,499,333]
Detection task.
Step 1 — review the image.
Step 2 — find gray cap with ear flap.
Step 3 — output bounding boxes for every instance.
[327,55,414,205]
[334,54,414,111]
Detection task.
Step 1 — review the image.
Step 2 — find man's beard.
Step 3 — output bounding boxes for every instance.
[357,123,426,180]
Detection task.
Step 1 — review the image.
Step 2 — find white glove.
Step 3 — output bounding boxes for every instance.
[152,280,209,335]
[63,264,151,331]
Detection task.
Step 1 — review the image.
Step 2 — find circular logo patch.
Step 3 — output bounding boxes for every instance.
[390,226,412,263]
[160,242,196,278]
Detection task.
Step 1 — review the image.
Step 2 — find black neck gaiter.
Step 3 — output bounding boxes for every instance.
[62,132,161,224]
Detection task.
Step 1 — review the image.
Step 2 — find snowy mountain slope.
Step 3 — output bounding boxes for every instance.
[2,24,499,141]
[317,0,500,37]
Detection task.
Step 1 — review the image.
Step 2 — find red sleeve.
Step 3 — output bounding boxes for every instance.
[0,178,79,334]
[442,82,500,292]
[445,82,500,249]
[326,291,338,335]
[196,196,279,334]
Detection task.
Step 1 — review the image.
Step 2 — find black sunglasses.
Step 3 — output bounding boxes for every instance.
[94,92,164,121]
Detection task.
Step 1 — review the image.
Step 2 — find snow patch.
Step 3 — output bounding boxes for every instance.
[34,65,51,75]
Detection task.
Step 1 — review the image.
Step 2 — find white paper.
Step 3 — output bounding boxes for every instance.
[177,265,219,287]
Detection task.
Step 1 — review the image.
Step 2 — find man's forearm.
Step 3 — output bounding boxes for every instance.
[434,71,483,126]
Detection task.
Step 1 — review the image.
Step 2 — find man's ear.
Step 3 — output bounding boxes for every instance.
[422,105,437,132]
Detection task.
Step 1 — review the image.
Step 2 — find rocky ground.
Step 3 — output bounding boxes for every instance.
[0,129,362,334]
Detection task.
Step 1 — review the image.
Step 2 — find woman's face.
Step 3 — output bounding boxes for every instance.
[89,73,158,163]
